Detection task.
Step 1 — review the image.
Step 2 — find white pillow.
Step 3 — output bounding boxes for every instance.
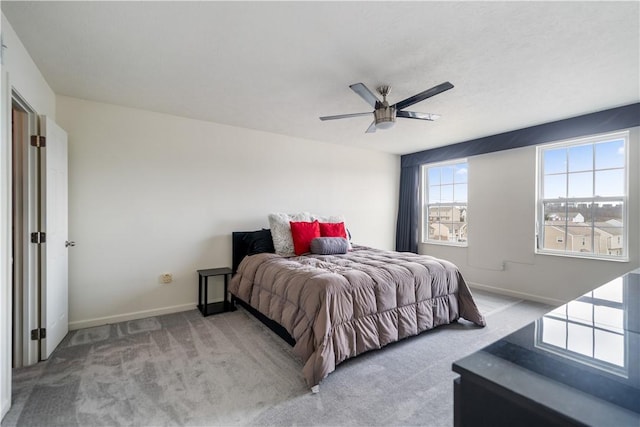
[311,213,352,249]
[268,212,312,256]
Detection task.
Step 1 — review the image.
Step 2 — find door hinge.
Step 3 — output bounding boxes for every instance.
[30,135,46,148]
[31,232,46,244]
[30,328,46,340]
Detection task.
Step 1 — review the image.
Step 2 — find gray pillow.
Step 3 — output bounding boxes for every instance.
[310,237,348,255]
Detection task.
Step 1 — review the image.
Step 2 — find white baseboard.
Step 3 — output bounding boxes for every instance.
[68,303,198,331]
[468,281,565,307]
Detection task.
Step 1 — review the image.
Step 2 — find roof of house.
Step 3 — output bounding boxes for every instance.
[545,221,624,237]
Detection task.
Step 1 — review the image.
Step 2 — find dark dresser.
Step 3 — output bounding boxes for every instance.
[453,268,640,426]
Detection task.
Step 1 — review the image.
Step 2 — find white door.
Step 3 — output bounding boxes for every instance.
[39,116,69,359]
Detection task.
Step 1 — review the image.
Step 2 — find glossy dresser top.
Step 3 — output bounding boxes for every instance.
[454,268,640,425]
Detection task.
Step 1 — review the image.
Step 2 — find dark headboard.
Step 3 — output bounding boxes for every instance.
[232,229,276,274]
[232,231,252,274]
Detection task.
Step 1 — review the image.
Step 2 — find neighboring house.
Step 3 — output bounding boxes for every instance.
[427,207,467,242]
[429,206,465,222]
[544,221,624,255]
[546,212,585,223]
[595,223,624,256]
[458,223,468,242]
[428,223,450,241]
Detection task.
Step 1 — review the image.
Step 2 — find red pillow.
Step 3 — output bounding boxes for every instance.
[319,222,347,239]
[290,220,321,255]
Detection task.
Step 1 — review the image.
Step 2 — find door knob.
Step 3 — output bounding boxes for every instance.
[65,241,76,247]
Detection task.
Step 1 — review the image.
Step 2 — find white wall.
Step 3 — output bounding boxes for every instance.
[0,14,55,118]
[1,13,57,421]
[421,127,640,305]
[55,96,400,329]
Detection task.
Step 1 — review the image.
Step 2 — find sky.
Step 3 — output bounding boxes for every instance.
[426,138,625,205]
[427,163,467,203]
[543,139,625,199]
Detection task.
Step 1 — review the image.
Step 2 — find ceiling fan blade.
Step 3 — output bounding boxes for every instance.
[350,83,380,108]
[319,112,372,121]
[365,121,376,133]
[393,82,454,111]
[396,111,441,121]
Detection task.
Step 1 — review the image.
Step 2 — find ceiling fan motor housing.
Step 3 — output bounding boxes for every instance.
[374,105,396,129]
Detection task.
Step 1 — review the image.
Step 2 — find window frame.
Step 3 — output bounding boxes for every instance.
[420,159,468,247]
[535,131,629,262]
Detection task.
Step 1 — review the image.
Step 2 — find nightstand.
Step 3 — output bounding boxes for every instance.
[197,267,235,316]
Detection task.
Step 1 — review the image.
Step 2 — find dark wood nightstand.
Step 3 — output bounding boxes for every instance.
[197,267,236,316]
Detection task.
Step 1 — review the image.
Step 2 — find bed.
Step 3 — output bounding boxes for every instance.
[229,229,485,391]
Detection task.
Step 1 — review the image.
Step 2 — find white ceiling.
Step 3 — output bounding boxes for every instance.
[2,1,639,155]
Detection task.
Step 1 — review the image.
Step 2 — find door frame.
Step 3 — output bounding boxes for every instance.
[11,91,39,367]
[1,62,12,422]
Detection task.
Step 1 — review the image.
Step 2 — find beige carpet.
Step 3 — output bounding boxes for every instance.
[2,290,550,427]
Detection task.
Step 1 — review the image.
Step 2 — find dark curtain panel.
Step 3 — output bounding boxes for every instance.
[395,165,420,253]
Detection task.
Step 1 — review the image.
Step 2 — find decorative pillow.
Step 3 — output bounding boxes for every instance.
[268,212,312,256]
[242,229,275,255]
[319,222,347,239]
[290,220,320,256]
[310,237,349,255]
[312,214,352,249]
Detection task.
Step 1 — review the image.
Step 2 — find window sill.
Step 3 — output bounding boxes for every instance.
[422,241,468,248]
[535,249,629,263]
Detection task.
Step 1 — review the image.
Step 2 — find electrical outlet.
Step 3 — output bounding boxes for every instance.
[160,273,173,284]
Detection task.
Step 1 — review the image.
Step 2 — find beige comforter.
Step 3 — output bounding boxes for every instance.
[229,246,485,387]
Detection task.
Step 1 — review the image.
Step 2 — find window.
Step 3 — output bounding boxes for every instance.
[421,160,468,245]
[537,132,628,260]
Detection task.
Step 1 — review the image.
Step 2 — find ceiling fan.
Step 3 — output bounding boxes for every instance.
[320,81,454,133]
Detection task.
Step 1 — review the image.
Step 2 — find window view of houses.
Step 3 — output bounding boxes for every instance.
[422,161,468,244]
[427,206,467,242]
[543,202,624,256]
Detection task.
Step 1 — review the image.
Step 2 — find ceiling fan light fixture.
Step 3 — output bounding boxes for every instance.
[374,106,396,130]
[375,119,395,130]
